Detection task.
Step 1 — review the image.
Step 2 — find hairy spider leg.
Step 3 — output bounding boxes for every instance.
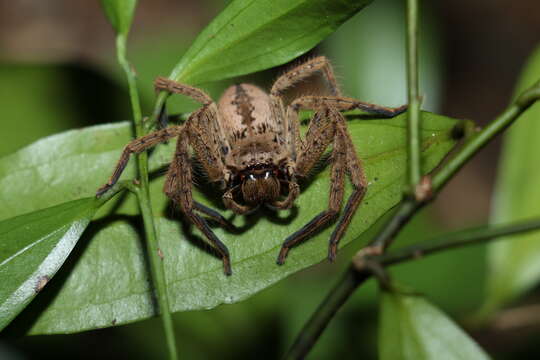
[164,129,232,275]
[276,107,348,264]
[155,76,214,105]
[276,88,407,263]
[96,126,184,196]
[289,95,408,118]
[271,56,342,97]
[327,113,367,261]
[267,56,343,211]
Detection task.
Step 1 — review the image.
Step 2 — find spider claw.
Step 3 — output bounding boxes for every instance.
[394,104,409,116]
[223,258,232,276]
[327,246,337,263]
[276,247,289,265]
[96,184,110,198]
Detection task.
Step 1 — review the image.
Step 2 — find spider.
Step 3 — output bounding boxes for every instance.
[96,56,407,275]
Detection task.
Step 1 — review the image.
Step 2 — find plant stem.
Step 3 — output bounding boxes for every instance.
[406,0,421,191]
[116,35,178,360]
[432,79,540,191]
[376,218,540,266]
[284,78,540,359]
[284,268,370,360]
[284,217,540,359]
[145,91,169,132]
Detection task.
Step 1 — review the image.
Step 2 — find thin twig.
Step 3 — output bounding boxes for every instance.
[406,0,421,192]
[375,218,540,266]
[284,78,540,359]
[284,218,540,359]
[116,34,178,360]
[431,79,540,191]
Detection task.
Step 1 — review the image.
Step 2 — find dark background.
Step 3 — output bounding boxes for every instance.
[1,0,539,358]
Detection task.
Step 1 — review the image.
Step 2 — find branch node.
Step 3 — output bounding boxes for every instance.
[414,175,433,202]
[352,245,383,271]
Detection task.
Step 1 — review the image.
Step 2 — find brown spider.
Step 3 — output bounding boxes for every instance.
[96,56,407,275]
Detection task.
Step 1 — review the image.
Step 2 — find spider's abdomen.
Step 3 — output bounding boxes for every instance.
[218,84,286,168]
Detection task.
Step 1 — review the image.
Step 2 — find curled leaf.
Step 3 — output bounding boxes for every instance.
[484,45,540,315]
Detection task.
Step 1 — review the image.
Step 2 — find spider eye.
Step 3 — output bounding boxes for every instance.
[249,174,256,181]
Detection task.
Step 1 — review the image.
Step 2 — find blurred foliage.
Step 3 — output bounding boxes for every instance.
[99,0,138,36]
[483,44,540,316]
[379,289,489,360]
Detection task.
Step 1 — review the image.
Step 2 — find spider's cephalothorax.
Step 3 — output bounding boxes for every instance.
[96,56,407,275]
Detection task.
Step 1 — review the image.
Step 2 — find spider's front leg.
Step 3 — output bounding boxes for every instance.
[165,130,233,276]
[277,107,367,265]
[96,126,184,197]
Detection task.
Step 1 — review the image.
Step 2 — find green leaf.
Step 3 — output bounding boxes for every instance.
[379,290,490,360]
[168,0,372,84]
[1,111,461,334]
[0,198,99,331]
[483,45,540,315]
[100,0,137,36]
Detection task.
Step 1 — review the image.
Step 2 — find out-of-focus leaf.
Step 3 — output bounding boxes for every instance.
[379,290,490,360]
[100,0,137,36]
[324,0,441,111]
[168,0,372,84]
[0,198,99,331]
[0,66,79,157]
[0,111,463,334]
[483,45,540,315]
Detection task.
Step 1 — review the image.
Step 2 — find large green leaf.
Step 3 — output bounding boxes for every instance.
[168,0,372,84]
[483,45,540,315]
[0,111,461,334]
[0,198,99,331]
[379,290,489,360]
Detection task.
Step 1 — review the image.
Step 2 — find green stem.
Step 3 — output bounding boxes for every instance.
[116,35,178,360]
[369,200,420,250]
[432,79,540,191]
[284,218,540,359]
[145,91,169,132]
[377,218,540,266]
[284,77,540,359]
[283,268,369,360]
[406,0,421,191]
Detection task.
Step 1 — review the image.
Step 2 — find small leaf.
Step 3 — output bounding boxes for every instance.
[483,45,540,315]
[100,0,137,36]
[168,0,372,84]
[379,290,490,360]
[0,111,463,334]
[0,198,99,331]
